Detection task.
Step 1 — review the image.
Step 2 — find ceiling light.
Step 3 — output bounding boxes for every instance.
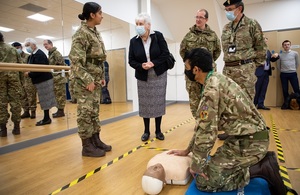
[36,35,55,40]
[27,13,54,22]
[0,26,14,32]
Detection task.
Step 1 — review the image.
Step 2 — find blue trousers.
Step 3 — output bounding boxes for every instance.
[254,71,269,107]
[280,72,300,101]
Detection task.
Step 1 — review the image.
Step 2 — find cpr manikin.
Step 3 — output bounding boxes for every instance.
[142,163,166,195]
[142,151,192,194]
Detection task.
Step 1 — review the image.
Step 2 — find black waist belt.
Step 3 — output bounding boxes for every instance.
[86,58,103,66]
[234,130,269,140]
[225,59,253,66]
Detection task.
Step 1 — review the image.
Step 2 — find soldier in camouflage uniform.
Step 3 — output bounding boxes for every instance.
[180,9,221,119]
[11,42,37,119]
[0,33,23,136]
[69,2,111,157]
[43,40,67,118]
[169,48,270,192]
[221,0,267,100]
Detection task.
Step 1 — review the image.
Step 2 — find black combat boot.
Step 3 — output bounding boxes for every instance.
[250,151,287,195]
[12,122,20,135]
[52,109,65,118]
[30,111,36,119]
[21,111,30,119]
[91,133,112,152]
[81,137,106,157]
[0,124,7,137]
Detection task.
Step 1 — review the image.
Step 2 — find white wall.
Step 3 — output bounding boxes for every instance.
[242,1,300,32]
[52,0,300,103]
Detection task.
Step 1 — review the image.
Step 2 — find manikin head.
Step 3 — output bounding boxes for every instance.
[142,163,166,195]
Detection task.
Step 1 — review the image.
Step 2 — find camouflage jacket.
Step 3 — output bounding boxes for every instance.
[48,47,67,81]
[20,52,29,64]
[68,21,106,87]
[221,15,267,66]
[180,24,221,61]
[188,72,268,173]
[48,47,65,66]
[0,42,22,64]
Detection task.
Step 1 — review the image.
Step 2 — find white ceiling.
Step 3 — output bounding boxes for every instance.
[0,0,290,44]
[0,0,125,44]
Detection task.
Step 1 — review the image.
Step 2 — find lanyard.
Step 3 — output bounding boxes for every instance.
[229,14,244,44]
[200,70,214,99]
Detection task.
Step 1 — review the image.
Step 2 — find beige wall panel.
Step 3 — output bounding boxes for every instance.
[264,31,279,107]
[106,48,127,102]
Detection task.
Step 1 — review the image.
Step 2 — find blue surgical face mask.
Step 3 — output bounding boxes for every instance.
[226,10,237,21]
[136,25,146,36]
[17,48,22,54]
[26,46,32,53]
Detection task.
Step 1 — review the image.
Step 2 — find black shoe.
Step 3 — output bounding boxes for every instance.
[36,119,52,126]
[21,111,30,119]
[141,133,150,141]
[30,111,36,119]
[218,133,229,140]
[156,133,165,140]
[281,103,289,110]
[257,106,271,110]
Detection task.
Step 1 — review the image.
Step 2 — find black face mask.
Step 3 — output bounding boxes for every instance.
[184,69,196,81]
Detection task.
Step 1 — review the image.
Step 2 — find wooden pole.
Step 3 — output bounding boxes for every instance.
[0,62,71,70]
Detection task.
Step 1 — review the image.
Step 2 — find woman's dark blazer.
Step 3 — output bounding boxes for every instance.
[27,49,53,84]
[129,31,169,81]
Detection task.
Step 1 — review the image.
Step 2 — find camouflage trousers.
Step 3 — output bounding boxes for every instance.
[74,81,101,139]
[195,136,269,192]
[223,62,257,100]
[22,77,37,112]
[185,77,202,118]
[0,72,22,124]
[53,75,66,109]
[68,79,77,102]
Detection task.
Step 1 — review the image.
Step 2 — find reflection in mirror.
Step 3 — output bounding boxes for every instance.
[0,0,132,152]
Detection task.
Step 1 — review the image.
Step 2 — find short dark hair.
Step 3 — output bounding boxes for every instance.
[282,40,291,46]
[236,2,244,13]
[46,39,53,45]
[184,48,213,72]
[0,32,4,42]
[78,2,101,20]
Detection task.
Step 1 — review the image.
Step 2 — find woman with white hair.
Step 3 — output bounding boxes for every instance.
[129,13,170,142]
[24,38,57,126]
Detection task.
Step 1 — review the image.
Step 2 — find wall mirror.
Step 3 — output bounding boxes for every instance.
[0,0,133,152]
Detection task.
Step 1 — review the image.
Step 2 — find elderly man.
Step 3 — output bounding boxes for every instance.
[221,0,266,100]
[180,8,221,119]
[43,39,67,117]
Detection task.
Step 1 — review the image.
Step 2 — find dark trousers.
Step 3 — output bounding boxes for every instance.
[101,81,111,103]
[254,71,269,107]
[280,72,300,101]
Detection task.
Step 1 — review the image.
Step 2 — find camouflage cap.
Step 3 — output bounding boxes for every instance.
[223,0,242,6]
[11,42,22,47]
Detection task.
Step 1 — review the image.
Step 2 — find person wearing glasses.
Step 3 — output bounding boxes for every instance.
[180,9,221,119]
